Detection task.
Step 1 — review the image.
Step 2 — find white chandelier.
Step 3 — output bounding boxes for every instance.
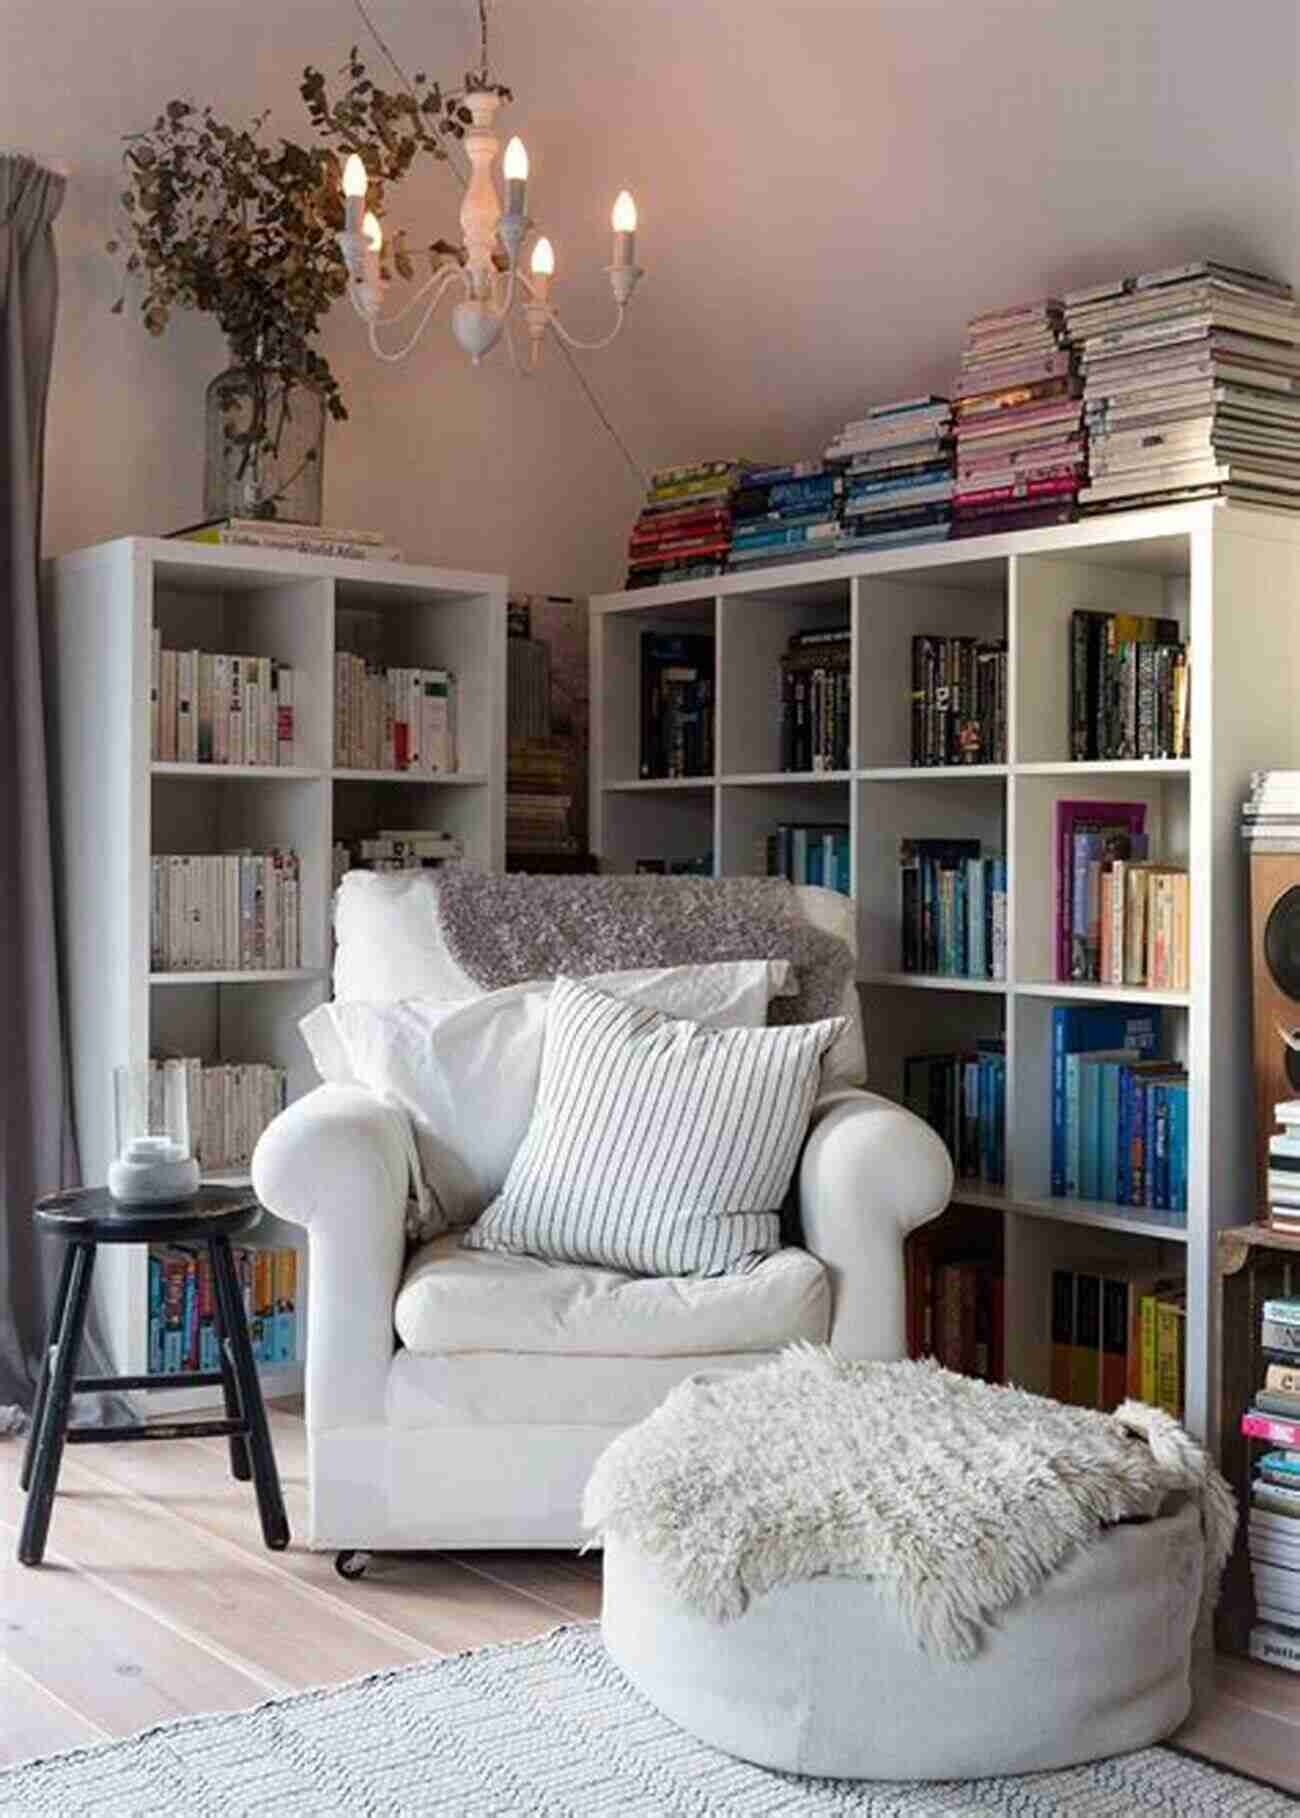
[336,86,643,370]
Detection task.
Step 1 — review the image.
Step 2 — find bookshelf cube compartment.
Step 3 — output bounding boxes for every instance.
[718,780,851,886]
[150,974,326,1115]
[855,776,1006,978]
[598,788,716,877]
[718,585,851,778]
[333,775,494,872]
[856,572,1005,771]
[1012,771,1189,988]
[151,569,332,772]
[1013,542,1190,767]
[596,599,717,786]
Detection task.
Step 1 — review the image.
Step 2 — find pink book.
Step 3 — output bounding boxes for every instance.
[1243,1410,1300,1448]
[1054,801,1147,981]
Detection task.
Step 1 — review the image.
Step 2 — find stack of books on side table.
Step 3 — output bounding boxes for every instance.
[180,519,403,562]
[1241,1296,1300,1671]
[1264,1101,1300,1236]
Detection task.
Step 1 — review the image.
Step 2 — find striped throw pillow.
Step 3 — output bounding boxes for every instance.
[461,975,845,1278]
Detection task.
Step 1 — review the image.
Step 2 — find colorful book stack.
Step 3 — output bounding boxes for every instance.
[760,823,851,893]
[911,634,1008,765]
[779,625,850,771]
[1069,608,1191,761]
[639,632,715,778]
[1050,1265,1185,1415]
[507,740,576,855]
[1053,798,1145,980]
[906,1252,1004,1382]
[182,519,402,562]
[828,397,955,554]
[1240,1304,1300,1670]
[625,461,751,589]
[332,831,463,890]
[899,838,1007,979]
[144,1057,286,1174]
[1242,770,1300,859]
[1064,260,1300,516]
[147,1243,299,1375]
[1050,1004,1187,1219]
[1265,1101,1300,1237]
[951,300,1083,537]
[334,656,457,773]
[904,1046,1006,1186]
[152,636,297,766]
[150,851,301,971]
[729,463,844,570]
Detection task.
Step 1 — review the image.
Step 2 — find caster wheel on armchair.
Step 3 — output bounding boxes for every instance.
[334,1549,373,1581]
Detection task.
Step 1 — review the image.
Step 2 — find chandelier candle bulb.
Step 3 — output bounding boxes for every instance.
[529,235,555,303]
[611,190,637,268]
[342,152,368,236]
[503,135,529,219]
[362,211,383,254]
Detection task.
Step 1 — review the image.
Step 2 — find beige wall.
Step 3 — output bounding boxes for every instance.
[8,0,1300,596]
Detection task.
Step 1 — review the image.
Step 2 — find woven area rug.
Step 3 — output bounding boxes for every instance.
[0,1624,1290,1816]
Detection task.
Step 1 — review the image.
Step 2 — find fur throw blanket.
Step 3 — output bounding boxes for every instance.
[433,868,854,1030]
[583,1348,1237,1661]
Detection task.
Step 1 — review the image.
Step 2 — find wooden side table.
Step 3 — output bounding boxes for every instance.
[1214,1221,1300,1654]
[18,1185,290,1567]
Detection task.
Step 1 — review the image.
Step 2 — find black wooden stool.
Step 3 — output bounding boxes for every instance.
[19,1185,290,1566]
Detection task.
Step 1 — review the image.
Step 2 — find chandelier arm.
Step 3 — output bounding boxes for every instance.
[545,305,628,353]
[369,262,466,330]
[364,266,465,362]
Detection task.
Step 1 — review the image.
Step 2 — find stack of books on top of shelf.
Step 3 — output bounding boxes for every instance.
[1050,1265,1185,1415]
[507,740,577,855]
[729,463,844,570]
[640,631,715,778]
[1065,259,1300,516]
[1242,770,1300,854]
[1241,1305,1300,1671]
[152,636,297,766]
[625,461,752,589]
[908,1253,1004,1381]
[181,519,402,562]
[904,1046,1006,1187]
[1069,607,1191,761]
[1050,1005,1188,1222]
[951,300,1083,538]
[760,822,851,894]
[150,852,301,971]
[145,1056,286,1174]
[899,838,1007,980]
[334,656,458,773]
[332,831,463,890]
[1265,1101,1300,1237]
[911,633,1008,766]
[149,1244,298,1376]
[779,625,850,771]
[828,397,955,555]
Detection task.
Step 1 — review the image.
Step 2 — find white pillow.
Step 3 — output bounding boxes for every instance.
[463,976,846,1278]
[299,959,795,1235]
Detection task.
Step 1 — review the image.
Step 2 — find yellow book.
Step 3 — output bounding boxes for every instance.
[1140,1294,1159,1403]
[1155,1294,1186,1419]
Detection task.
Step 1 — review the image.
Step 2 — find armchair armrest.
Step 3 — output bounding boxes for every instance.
[798,1091,952,1361]
[251,1085,409,1428]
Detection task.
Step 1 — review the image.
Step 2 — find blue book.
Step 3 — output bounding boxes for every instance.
[1099,1061,1124,1204]
[1064,1054,1083,1196]
[1262,1452,1300,1478]
[147,1253,163,1378]
[835,832,851,895]
[1152,1085,1169,1211]
[1052,1006,1163,1195]
[1079,1058,1104,1199]
[1169,1082,1188,1214]
[805,836,824,887]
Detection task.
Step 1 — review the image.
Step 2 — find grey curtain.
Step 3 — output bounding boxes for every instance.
[0,156,79,1428]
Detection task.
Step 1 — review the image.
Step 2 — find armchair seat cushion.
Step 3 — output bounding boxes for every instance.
[394,1233,830,1358]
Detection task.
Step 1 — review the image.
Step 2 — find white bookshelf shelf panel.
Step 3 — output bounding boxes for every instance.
[331,768,489,785]
[590,502,1300,1443]
[603,777,715,793]
[151,763,325,781]
[149,968,329,986]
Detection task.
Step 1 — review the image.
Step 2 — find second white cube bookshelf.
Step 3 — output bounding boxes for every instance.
[46,537,507,1411]
[592,502,1300,1443]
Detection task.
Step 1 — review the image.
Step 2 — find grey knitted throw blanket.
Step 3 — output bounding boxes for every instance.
[433,868,854,1028]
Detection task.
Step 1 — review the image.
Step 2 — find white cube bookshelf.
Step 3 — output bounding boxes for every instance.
[44,537,506,1409]
[591,502,1300,1443]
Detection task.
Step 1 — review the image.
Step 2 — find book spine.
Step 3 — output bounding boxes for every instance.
[1241,1411,1300,1446]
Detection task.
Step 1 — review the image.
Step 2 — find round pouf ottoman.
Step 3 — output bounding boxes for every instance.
[586,1354,1231,1782]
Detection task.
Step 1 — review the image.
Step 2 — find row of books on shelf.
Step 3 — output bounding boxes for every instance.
[151,633,297,767]
[907,1255,1004,1381]
[332,831,463,890]
[633,855,714,877]
[333,655,458,773]
[903,1047,1006,1185]
[911,635,1008,767]
[150,852,301,972]
[147,1244,297,1375]
[1051,1267,1185,1418]
[508,740,577,855]
[779,627,850,772]
[639,632,714,779]
[145,1057,285,1172]
[760,823,851,893]
[1069,609,1191,761]
[1239,1298,1300,1671]
[1055,799,1189,988]
[1051,1005,1187,1218]
[181,517,403,563]
[899,839,1007,979]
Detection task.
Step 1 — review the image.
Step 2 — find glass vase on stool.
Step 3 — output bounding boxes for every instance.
[107,1062,200,1205]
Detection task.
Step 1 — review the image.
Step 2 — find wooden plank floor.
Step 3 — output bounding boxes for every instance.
[2,1402,1298,1795]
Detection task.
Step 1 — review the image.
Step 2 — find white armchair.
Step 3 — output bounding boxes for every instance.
[252,877,951,1564]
